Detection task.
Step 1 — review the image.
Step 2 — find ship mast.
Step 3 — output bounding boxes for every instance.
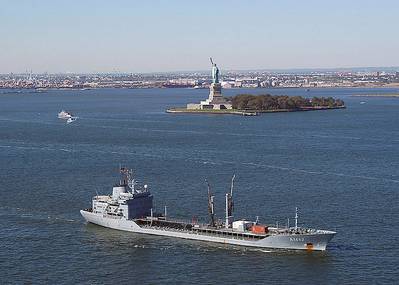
[295,207,298,231]
[206,179,216,227]
[119,166,138,193]
[225,174,235,228]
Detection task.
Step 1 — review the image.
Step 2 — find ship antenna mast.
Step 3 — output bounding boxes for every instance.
[295,207,298,231]
[206,179,216,227]
[130,175,137,194]
[119,163,121,184]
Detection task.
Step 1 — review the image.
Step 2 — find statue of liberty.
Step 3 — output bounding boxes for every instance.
[210,57,219,84]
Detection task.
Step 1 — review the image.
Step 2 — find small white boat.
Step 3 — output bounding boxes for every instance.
[58,110,73,119]
[66,117,77,124]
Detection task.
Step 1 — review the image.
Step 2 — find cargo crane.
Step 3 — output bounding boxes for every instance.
[206,180,216,227]
[225,174,235,228]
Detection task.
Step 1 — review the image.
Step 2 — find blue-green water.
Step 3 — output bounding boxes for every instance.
[0,87,398,284]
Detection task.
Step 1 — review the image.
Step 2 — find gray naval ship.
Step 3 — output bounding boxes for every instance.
[81,167,336,251]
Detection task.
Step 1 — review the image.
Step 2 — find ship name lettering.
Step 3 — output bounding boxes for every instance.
[290,237,304,242]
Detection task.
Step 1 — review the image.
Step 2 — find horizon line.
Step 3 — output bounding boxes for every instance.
[1,65,399,75]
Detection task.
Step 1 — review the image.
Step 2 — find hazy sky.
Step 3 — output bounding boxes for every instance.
[1,0,398,73]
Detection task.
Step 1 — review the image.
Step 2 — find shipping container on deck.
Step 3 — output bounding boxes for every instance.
[251,225,268,234]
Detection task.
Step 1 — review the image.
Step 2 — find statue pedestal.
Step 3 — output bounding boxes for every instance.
[198,83,232,110]
[208,83,222,102]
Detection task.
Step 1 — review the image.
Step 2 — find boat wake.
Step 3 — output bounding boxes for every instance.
[248,248,273,253]
[227,160,399,184]
[0,206,78,224]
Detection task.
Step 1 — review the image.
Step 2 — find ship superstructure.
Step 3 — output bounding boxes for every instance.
[81,167,336,251]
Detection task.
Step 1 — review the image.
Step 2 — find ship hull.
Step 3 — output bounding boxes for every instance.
[81,210,335,251]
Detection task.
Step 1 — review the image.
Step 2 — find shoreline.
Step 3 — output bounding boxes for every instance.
[351,94,399,97]
[1,85,399,91]
[166,106,346,116]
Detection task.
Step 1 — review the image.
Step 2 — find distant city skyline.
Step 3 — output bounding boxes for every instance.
[1,0,398,73]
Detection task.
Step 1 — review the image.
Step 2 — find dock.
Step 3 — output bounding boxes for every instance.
[166,108,259,116]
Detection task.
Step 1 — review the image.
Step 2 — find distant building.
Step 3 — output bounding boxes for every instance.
[221,81,234,88]
[234,80,242,88]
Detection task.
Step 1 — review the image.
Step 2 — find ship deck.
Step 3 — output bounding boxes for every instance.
[134,217,268,240]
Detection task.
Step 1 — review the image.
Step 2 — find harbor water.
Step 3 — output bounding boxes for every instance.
[0,87,398,284]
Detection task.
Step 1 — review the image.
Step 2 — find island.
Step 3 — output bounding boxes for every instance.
[167,94,345,116]
[166,58,345,116]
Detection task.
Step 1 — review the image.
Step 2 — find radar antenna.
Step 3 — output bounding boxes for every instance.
[210,57,214,65]
[119,167,137,193]
[128,174,138,193]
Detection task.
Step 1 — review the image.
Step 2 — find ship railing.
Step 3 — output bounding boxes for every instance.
[152,216,207,227]
[140,222,266,241]
[193,227,266,241]
[269,227,318,235]
[140,224,198,234]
